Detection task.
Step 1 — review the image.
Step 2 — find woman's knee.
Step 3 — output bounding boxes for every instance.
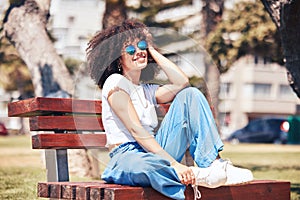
[176,87,203,99]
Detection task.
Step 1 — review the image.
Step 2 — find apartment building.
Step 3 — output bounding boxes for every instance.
[219,55,300,137]
[49,0,104,60]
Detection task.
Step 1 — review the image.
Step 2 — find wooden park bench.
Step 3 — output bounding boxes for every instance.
[8,97,291,199]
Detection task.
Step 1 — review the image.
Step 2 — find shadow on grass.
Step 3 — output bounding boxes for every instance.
[291,183,300,196]
[249,165,300,171]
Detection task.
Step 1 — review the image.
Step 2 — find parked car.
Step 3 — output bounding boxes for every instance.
[0,122,8,136]
[227,117,289,144]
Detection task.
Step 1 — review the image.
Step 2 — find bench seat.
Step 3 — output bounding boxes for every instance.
[37,180,290,200]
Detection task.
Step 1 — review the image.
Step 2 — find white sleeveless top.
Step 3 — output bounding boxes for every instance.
[102,74,159,147]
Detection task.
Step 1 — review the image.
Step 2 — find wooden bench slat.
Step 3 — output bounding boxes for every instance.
[32,134,107,149]
[104,180,292,200]
[89,184,125,200]
[30,116,104,131]
[8,97,102,117]
[37,180,290,200]
[38,181,129,199]
[104,187,145,200]
[76,182,123,200]
[190,180,291,200]
[38,181,107,199]
[8,97,170,117]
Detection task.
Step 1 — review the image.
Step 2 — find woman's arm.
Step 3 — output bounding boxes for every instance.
[148,47,190,103]
[107,88,194,185]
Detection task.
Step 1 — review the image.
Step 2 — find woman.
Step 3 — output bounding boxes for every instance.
[86,19,253,200]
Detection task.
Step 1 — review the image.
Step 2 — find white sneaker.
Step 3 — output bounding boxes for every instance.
[190,160,228,200]
[190,159,253,200]
[221,159,254,185]
[190,159,227,188]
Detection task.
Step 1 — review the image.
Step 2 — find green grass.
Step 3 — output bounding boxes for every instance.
[0,136,300,199]
[0,135,46,200]
[0,167,45,200]
[221,143,300,200]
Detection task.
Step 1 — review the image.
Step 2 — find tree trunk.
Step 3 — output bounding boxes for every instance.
[201,0,224,37]
[261,0,300,98]
[3,0,94,179]
[3,0,73,97]
[201,0,225,125]
[103,0,127,29]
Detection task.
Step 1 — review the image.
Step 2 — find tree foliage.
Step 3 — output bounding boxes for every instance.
[127,0,193,29]
[64,57,81,76]
[0,4,34,98]
[206,1,283,73]
[0,36,34,97]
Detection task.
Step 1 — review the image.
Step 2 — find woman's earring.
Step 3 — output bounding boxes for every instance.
[118,63,122,72]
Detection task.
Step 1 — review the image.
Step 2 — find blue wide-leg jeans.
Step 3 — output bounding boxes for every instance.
[101,87,224,199]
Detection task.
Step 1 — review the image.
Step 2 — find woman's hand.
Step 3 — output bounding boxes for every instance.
[171,161,195,185]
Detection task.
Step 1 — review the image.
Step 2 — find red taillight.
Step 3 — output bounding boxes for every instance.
[280,121,290,132]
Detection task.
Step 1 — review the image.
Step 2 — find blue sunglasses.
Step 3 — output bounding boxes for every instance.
[125,40,148,55]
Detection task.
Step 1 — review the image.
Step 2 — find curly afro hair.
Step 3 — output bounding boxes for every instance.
[86,19,158,89]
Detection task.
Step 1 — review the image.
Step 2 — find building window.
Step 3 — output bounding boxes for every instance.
[253,56,271,67]
[296,105,300,115]
[220,82,231,98]
[254,56,258,64]
[68,16,75,25]
[244,83,271,99]
[253,83,271,98]
[279,85,296,99]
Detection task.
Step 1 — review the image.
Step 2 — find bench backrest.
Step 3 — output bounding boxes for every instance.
[8,97,170,149]
[8,97,170,181]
